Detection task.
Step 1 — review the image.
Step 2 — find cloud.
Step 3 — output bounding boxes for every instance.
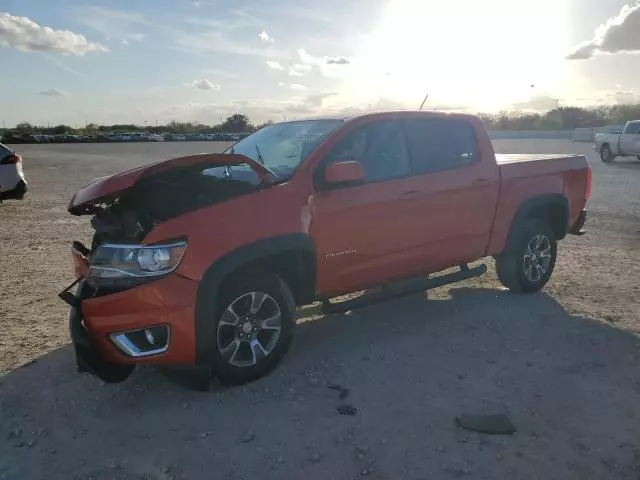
[327,57,350,65]
[288,63,312,77]
[567,2,640,60]
[76,6,147,43]
[192,79,221,90]
[278,82,307,91]
[259,30,273,43]
[174,30,287,59]
[38,88,68,97]
[512,95,560,111]
[305,91,337,107]
[266,60,284,70]
[297,48,351,77]
[0,13,107,55]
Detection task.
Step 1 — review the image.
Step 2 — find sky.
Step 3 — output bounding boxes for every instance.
[1,0,640,127]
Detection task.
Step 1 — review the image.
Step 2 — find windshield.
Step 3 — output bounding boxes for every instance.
[224,119,342,179]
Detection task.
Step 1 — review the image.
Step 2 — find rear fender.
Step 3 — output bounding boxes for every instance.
[498,194,569,254]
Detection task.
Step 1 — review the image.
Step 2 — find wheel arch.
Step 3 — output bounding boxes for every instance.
[503,194,569,252]
[194,233,316,365]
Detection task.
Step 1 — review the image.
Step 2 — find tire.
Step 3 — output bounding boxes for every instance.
[600,144,615,163]
[209,269,296,385]
[495,218,557,293]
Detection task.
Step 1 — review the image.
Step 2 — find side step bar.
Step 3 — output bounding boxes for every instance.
[321,263,487,315]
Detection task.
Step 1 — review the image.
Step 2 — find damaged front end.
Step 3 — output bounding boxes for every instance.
[59,153,272,382]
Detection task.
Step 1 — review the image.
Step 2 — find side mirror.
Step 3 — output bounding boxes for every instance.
[324,160,364,186]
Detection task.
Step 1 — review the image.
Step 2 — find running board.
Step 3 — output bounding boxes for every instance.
[321,263,487,315]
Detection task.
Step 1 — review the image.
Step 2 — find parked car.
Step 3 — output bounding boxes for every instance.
[147,133,165,142]
[594,120,640,163]
[0,143,27,202]
[171,134,186,141]
[107,133,133,142]
[61,111,591,386]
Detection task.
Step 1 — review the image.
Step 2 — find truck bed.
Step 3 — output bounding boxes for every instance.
[487,152,590,255]
[495,154,588,181]
[495,154,586,165]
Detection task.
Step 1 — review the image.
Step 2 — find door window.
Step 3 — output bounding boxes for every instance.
[323,121,411,183]
[402,118,479,174]
[624,122,640,134]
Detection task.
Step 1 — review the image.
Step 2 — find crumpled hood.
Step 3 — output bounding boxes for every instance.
[68,152,276,215]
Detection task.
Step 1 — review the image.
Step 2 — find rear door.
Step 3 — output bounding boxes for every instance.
[310,119,420,295]
[398,117,500,272]
[620,121,640,155]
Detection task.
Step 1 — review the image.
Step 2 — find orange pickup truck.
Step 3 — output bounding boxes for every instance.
[61,110,591,386]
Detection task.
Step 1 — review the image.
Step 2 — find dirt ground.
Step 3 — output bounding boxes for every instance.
[1,140,639,480]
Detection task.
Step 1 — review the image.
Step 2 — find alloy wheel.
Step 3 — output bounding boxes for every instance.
[522,234,552,282]
[216,292,282,367]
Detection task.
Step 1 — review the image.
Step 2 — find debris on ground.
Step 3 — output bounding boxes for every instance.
[336,404,358,416]
[328,383,350,399]
[455,413,516,435]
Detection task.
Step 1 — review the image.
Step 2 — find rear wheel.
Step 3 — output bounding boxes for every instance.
[210,269,296,385]
[600,144,615,163]
[495,219,557,293]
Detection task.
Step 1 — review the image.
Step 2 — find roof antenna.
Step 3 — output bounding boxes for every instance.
[418,93,429,111]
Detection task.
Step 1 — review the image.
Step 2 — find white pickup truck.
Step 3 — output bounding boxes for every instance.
[594,120,640,163]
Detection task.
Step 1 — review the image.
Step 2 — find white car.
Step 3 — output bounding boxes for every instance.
[0,143,27,202]
[594,120,640,163]
[147,133,165,142]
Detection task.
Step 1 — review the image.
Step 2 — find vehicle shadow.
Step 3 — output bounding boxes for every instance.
[2,287,639,480]
[608,157,640,170]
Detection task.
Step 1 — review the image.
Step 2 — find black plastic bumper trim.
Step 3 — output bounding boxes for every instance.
[569,208,588,236]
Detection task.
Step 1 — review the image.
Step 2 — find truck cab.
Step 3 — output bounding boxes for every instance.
[594,120,640,163]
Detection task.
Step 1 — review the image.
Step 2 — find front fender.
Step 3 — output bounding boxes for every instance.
[193,233,315,365]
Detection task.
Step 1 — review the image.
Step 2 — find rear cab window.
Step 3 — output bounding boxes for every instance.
[402,118,479,174]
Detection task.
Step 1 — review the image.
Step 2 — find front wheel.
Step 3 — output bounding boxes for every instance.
[495,219,557,293]
[210,269,296,385]
[600,144,615,163]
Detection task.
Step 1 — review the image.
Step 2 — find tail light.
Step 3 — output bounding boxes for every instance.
[1,154,21,165]
[585,165,592,200]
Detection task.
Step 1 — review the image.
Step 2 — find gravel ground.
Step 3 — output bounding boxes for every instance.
[1,140,639,480]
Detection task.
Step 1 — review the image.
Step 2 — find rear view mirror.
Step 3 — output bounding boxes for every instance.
[324,160,364,186]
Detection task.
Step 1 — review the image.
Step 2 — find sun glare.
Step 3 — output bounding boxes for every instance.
[350,0,570,111]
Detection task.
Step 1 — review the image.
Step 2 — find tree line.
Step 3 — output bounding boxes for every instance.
[3,104,640,136]
[2,114,271,137]
[479,104,640,131]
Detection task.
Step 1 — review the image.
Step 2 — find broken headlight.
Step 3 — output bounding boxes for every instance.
[87,240,187,288]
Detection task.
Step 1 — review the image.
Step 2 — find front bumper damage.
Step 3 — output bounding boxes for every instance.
[64,279,136,383]
[59,240,201,385]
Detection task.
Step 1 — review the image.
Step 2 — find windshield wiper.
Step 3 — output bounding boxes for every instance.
[255,143,265,165]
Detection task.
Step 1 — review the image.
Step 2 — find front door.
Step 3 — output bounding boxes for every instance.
[309,119,418,296]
